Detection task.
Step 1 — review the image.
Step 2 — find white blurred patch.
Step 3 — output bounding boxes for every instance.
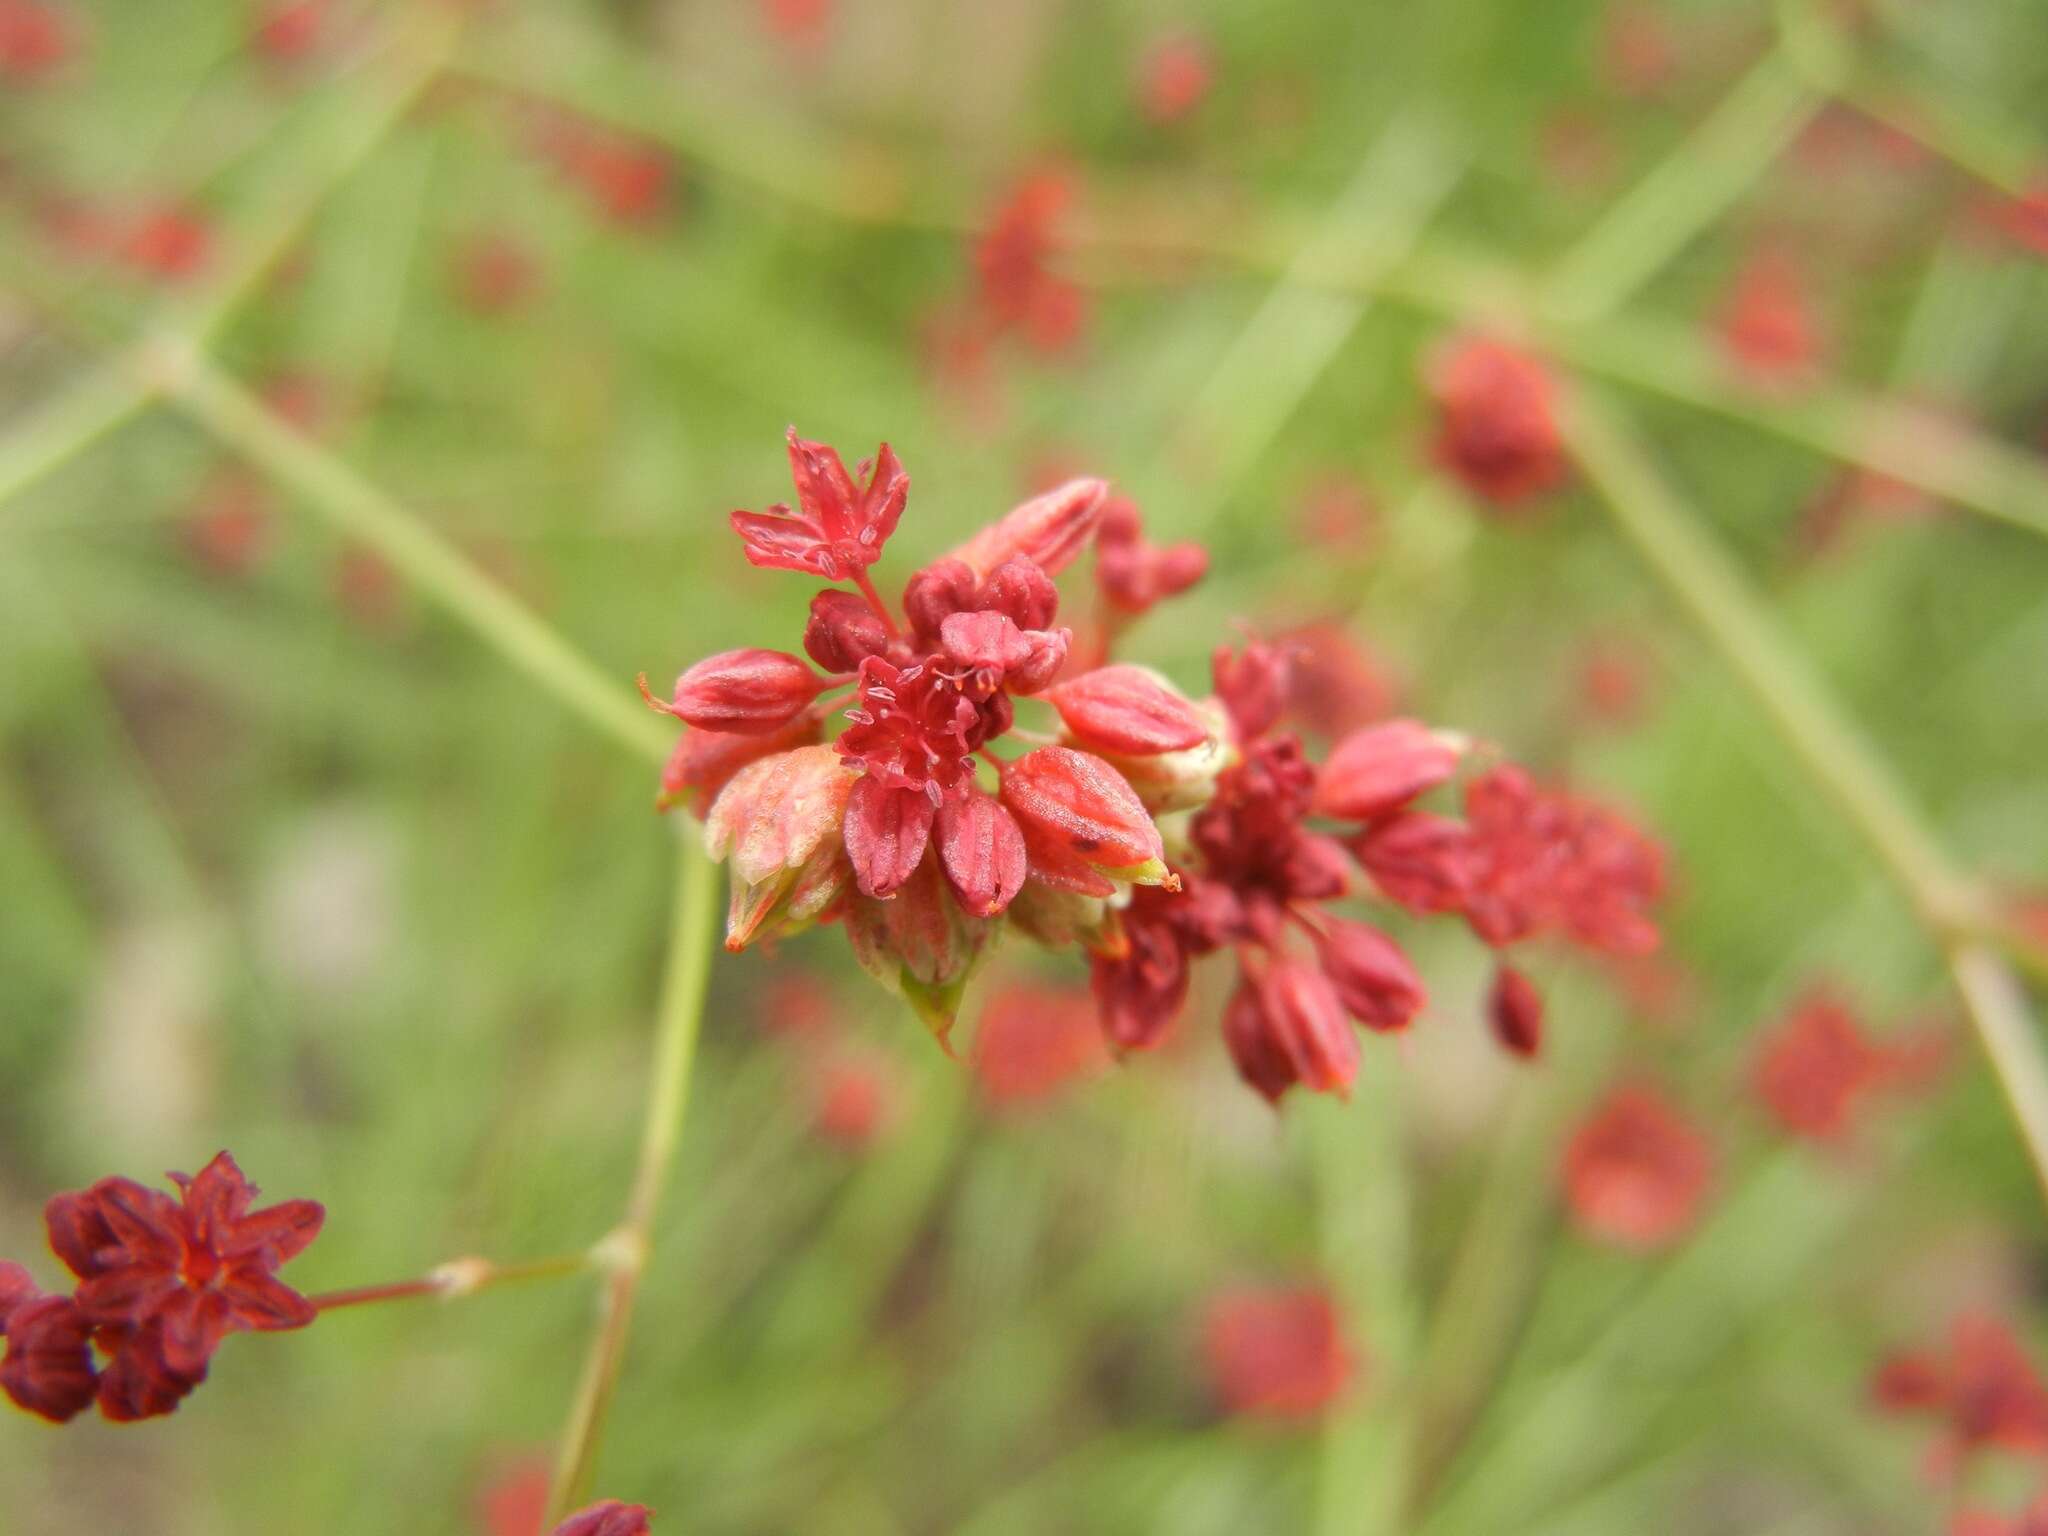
[71,916,221,1155]
[254,805,399,997]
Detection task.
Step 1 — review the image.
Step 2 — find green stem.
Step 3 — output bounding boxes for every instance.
[1559,386,2048,1206]
[546,834,719,1523]
[1542,49,1823,323]
[160,347,671,767]
[1309,1059,1417,1536]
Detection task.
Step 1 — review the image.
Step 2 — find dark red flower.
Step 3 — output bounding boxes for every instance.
[1281,621,1396,739]
[1426,336,1567,508]
[553,1501,654,1536]
[0,1288,97,1424]
[1202,1284,1352,1421]
[1090,884,1194,1052]
[1562,1084,1712,1251]
[1224,961,1358,1103]
[1877,1315,2048,1468]
[731,429,908,581]
[1488,962,1544,1058]
[1751,984,1910,1144]
[48,1151,323,1379]
[1313,918,1427,1033]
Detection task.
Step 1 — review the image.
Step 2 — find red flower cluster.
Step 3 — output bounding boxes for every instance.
[1751,983,1946,1145]
[1426,335,1569,508]
[971,982,1110,1110]
[973,172,1087,356]
[1202,1283,1353,1422]
[1136,30,1214,125]
[1561,1084,1713,1250]
[646,431,1194,1043]
[0,0,72,79]
[1,1152,323,1423]
[1873,1315,2048,1472]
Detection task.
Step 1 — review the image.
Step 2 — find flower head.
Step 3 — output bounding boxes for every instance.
[1202,1283,1353,1422]
[3,1151,323,1424]
[1426,335,1567,507]
[731,429,908,581]
[1561,1084,1712,1251]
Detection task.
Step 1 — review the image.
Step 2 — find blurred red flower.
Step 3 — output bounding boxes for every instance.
[973,982,1109,1109]
[1562,1084,1712,1250]
[1137,31,1213,125]
[1426,336,1568,508]
[1203,1284,1353,1421]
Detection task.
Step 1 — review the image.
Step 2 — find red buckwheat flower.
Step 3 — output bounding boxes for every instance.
[1426,335,1568,508]
[1202,1283,1353,1422]
[3,1151,323,1424]
[651,434,1200,1042]
[1562,1084,1713,1251]
[974,171,1088,355]
[1716,245,1824,384]
[972,982,1110,1109]
[1872,1315,2048,1469]
[1751,982,1943,1145]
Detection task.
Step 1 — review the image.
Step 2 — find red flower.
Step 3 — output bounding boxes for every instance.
[810,1056,896,1150]
[1562,1085,1712,1251]
[1426,336,1567,508]
[757,0,831,50]
[731,429,909,581]
[1281,620,1396,739]
[474,1454,551,1536]
[3,1152,322,1424]
[644,648,829,735]
[1313,718,1464,822]
[972,983,1109,1109]
[49,1152,323,1379]
[552,1502,655,1536]
[1751,984,1935,1144]
[253,0,326,62]
[182,471,272,579]
[1202,1284,1352,1422]
[1093,496,1208,618]
[1224,960,1358,1103]
[1876,1315,2048,1468]
[453,231,542,316]
[0,0,72,79]
[974,171,1088,355]
[1716,246,1823,383]
[1136,30,1214,125]
[0,1281,97,1424]
[119,204,214,283]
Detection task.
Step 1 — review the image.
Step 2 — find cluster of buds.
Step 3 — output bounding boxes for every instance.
[1,1152,323,1424]
[648,430,1669,1102]
[1426,334,1569,508]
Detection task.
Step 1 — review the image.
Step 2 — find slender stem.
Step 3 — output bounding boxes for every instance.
[1542,48,1823,323]
[545,835,719,1524]
[310,1250,593,1313]
[1559,385,2048,1207]
[852,569,902,640]
[159,347,671,768]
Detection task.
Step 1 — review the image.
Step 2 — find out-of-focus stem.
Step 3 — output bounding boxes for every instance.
[160,348,672,768]
[310,1251,593,1312]
[1560,386,2048,1207]
[1542,49,1823,323]
[0,12,456,518]
[545,835,718,1524]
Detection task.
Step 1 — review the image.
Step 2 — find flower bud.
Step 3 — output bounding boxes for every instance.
[948,477,1108,578]
[846,854,997,1048]
[1313,918,1426,1032]
[1212,639,1290,742]
[1091,909,1189,1051]
[1092,698,1234,813]
[902,557,979,641]
[1261,960,1358,1098]
[705,745,858,950]
[802,590,891,674]
[645,648,825,735]
[0,1291,97,1424]
[552,1502,655,1536]
[979,556,1060,631]
[936,786,1028,918]
[1351,812,1474,914]
[1488,962,1543,1059]
[1314,719,1464,823]
[1001,746,1173,895]
[843,775,938,900]
[656,711,822,816]
[1049,665,1212,756]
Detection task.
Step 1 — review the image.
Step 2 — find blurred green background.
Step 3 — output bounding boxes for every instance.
[3,0,2048,1531]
